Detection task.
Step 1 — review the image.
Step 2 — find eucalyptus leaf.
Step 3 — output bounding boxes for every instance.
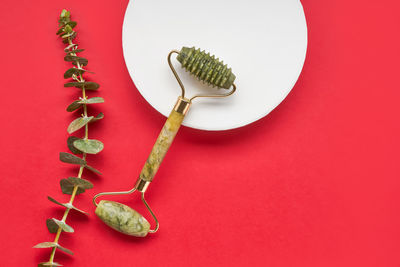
[67,116,93,133]
[46,218,59,233]
[60,9,70,18]
[66,21,77,29]
[46,218,74,233]
[64,203,88,214]
[38,261,62,266]
[47,196,64,206]
[65,48,84,55]
[66,177,94,189]
[66,100,82,112]
[59,152,85,165]
[57,244,73,255]
[64,81,100,90]
[64,67,87,79]
[84,164,102,175]
[56,28,64,35]
[48,218,74,233]
[64,55,88,66]
[60,178,85,195]
[79,97,104,104]
[64,25,73,34]
[33,242,57,248]
[61,32,74,39]
[73,138,104,154]
[64,43,77,52]
[90,112,104,123]
[67,136,83,154]
[48,196,88,214]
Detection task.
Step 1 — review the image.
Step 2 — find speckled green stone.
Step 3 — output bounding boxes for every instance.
[140,110,184,182]
[95,200,150,237]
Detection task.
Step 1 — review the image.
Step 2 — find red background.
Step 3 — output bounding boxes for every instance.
[0,0,399,266]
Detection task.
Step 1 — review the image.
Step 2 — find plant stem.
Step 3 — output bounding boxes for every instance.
[49,37,89,265]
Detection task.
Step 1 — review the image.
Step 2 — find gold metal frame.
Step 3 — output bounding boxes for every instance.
[92,178,159,233]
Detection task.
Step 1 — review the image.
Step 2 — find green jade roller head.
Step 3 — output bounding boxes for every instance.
[93,47,237,237]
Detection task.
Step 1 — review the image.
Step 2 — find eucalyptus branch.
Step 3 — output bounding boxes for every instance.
[34,9,104,267]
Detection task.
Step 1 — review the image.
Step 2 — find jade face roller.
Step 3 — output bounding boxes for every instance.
[93,47,236,237]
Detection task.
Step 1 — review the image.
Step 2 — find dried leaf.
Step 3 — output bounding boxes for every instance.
[64,81,100,90]
[64,55,88,66]
[84,164,102,175]
[79,97,104,104]
[60,178,85,195]
[67,136,83,154]
[33,242,57,248]
[48,196,88,214]
[73,138,104,154]
[66,100,82,112]
[59,152,85,165]
[46,218,74,233]
[67,116,93,133]
[38,261,62,266]
[90,112,104,123]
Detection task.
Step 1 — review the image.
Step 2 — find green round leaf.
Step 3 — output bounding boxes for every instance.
[64,25,73,34]
[73,139,104,154]
[46,218,74,233]
[64,68,87,79]
[84,164,102,175]
[64,203,88,214]
[48,196,88,214]
[90,112,104,123]
[65,48,85,55]
[67,177,93,189]
[64,43,77,52]
[57,244,74,255]
[33,242,57,248]
[67,116,93,134]
[47,196,63,206]
[66,21,77,29]
[56,27,64,35]
[59,152,85,165]
[64,81,99,90]
[60,178,85,195]
[66,100,82,112]
[67,136,83,154]
[64,55,88,66]
[60,9,70,18]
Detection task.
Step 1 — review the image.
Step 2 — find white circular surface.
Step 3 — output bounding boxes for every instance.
[123,0,307,131]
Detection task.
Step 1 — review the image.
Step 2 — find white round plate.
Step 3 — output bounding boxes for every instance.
[123,0,307,131]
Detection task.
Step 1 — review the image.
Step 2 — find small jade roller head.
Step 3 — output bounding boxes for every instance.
[177,46,236,89]
[93,46,237,237]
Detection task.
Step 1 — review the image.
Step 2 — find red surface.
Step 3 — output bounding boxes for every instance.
[0,1,399,266]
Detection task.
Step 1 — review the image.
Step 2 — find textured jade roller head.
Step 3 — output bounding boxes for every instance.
[93,46,236,237]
